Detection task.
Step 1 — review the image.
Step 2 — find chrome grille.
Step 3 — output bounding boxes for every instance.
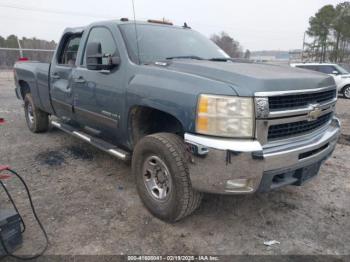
[269,89,336,110]
[268,112,333,140]
[255,87,337,145]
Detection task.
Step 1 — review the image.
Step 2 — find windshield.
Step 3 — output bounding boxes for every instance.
[340,64,350,72]
[119,24,229,64]
[335,64,349,75]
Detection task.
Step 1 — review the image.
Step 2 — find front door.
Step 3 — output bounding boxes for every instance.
[50,34,82,119]
[72,26,125,140]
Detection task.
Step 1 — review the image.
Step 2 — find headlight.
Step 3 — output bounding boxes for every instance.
[196,94,254,138]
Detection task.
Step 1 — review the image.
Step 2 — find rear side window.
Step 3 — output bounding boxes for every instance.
[57,35,82,66]
[82,27,117,66]
[296,65,319,72]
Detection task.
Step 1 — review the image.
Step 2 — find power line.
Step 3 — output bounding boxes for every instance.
[0,3,300,35]
[0,3,117,19]
[0,47,54,52]
[0,2,302,49]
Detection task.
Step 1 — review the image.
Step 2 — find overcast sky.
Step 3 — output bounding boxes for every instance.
[0,0,345,51]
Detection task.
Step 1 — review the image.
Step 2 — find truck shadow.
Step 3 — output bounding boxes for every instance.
[180,187,310,229]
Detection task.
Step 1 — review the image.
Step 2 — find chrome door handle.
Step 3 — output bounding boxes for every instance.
[74,76,86,83]
[51,73,60,79]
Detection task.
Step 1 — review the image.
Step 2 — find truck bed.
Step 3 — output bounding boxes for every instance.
[14,61,54,114]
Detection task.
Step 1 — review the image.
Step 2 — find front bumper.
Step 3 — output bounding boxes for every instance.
[184,117,341,194]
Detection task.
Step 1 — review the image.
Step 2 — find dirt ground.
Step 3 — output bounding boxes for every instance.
[0,71,349,256]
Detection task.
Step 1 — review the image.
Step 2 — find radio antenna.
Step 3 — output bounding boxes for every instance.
[131,0,141,64]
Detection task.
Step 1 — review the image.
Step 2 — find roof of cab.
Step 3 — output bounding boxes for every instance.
[64,19,186,33]
[94,19,183,28]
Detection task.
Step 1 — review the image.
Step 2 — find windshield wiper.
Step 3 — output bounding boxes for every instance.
[208,57,232,61]
[166,55,204,60]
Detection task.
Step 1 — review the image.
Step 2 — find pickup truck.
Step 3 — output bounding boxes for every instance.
[14,19,341,222]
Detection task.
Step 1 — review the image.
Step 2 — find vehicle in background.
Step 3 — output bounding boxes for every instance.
[13,19,341,222]
[291,63,350,99]
[339,63,350,73]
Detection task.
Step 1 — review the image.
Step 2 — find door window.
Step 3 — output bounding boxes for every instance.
[83,27,117,66]
[317,65,338,74]
[57,35,81,66]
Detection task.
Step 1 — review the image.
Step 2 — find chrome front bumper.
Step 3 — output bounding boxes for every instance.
[184,117,341,194]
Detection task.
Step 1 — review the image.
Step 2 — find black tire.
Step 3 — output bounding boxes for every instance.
[132,133,202,222]
[24,93,49,133]
[343,85,350,99]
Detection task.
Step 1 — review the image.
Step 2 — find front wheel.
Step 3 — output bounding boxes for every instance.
[132,133,202,222]
[24,94,49,133]
[343,85,350,99]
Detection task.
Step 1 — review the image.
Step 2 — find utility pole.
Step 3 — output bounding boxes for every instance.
[301,32,306,63]
[17,37,23,58]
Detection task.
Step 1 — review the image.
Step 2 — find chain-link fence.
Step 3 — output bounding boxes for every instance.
[0,69,13,81]
[0,48,55,70]
[0,48,55,81]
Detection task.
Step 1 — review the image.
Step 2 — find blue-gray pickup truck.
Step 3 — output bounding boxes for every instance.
[14,19,340,222]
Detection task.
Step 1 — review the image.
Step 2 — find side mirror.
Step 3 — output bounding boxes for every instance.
[332,70,340,75]
[86,42,103,70]
[86,42,120,70]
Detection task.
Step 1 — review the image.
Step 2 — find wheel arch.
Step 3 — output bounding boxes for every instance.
[127,105,186,148]
[341,84,350,92]
[18,80,31,99]
[341,84,350,98]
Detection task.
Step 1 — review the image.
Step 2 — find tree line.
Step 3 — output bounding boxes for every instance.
[305,1,350,63]
[210,32,250,59]
[0,32,249,69]
[0,35,56,69]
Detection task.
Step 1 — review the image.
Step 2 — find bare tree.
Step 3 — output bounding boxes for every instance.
[244,49,251,59]
[210,32,243,58]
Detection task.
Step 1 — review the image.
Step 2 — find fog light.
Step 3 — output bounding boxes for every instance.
[226,179,250,189]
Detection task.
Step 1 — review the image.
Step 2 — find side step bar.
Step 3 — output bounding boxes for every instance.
[51,120,130,161]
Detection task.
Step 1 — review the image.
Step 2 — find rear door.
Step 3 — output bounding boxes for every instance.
[50,34,82,119]
[71,26,125,140]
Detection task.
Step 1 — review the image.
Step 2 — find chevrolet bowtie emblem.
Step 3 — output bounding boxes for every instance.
[307,104,322,121]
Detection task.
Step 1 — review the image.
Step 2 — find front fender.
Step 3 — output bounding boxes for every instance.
[125,67,237,134]
[126,74,196,133]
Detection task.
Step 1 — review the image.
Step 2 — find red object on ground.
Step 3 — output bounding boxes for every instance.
[0,165,10,172]
[0,118,5,124]
[0,174,12,180]
[18,57,29,62]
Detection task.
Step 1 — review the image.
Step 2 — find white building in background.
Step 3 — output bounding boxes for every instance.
[250,55,277,62]
[250,50,303,64]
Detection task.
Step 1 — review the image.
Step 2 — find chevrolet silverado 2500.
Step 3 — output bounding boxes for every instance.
[14,19,341,222]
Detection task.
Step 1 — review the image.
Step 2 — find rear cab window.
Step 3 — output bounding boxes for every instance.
[57,35,82,66]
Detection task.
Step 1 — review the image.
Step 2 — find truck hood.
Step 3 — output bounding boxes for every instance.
[165,60,335,96]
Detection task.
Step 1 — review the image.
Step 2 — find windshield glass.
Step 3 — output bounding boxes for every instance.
[335,64,349,75]
[119,24,229,64]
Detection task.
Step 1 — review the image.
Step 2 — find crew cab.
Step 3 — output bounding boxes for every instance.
[291,63,350,99]
[14,19,340,222]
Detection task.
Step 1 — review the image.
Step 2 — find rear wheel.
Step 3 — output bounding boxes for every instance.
[24,94,49,133]
[132,133,202,222]
[343,85,350,99]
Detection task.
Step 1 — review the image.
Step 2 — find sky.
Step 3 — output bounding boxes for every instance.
[0,0,346,51]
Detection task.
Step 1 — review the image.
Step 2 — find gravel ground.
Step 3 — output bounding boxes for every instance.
[0,72,349,256]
